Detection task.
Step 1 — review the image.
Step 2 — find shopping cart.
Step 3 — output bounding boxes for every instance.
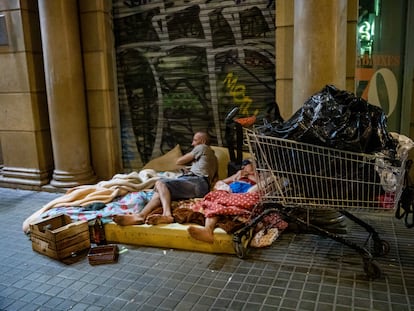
[233,128,409,279]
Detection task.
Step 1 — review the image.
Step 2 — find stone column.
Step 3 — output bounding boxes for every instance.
[38,0,96,188]
[293,0,347,110]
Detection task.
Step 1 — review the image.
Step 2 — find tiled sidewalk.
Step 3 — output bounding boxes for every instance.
[0,187,413,311]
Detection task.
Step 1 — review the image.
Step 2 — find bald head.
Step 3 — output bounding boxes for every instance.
[192,131,211,146]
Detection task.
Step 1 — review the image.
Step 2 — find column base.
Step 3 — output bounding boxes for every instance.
[50,168,97,189]
[0,166,51,187]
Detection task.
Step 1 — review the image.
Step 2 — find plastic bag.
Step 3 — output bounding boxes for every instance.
[250,228,280,248]
[260,85,397,154]
[396,160,414,228]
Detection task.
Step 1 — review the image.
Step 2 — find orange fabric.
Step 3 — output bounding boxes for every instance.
[235,115,256,127]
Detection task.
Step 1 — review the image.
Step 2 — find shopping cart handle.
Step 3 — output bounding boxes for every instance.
[225,107,239,124]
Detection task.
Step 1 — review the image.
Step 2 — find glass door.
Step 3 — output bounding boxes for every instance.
[355,0,409,133]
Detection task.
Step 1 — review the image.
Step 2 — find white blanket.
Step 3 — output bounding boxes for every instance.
[22,170,179,233]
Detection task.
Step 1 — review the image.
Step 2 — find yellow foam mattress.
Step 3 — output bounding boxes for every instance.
[104,222,236,254]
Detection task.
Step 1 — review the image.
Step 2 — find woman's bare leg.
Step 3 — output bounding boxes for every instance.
[187,216,218,243]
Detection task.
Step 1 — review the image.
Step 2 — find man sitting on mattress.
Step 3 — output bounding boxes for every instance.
[112,131,218,226]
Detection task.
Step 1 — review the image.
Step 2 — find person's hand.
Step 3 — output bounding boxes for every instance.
[180,167,191,175]
[233,170,242,181]
[240,169,249,178]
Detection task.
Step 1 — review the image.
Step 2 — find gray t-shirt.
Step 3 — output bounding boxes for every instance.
[190,144,218,184]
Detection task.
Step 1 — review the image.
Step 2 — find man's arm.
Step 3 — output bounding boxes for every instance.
[176,152,195,165]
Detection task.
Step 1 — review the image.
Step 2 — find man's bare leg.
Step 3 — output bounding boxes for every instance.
[112,192,161,225]
[146,181,174,225]
[187,216,218,243]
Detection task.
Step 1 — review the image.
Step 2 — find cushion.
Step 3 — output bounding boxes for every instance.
[210,146,230,181]
[211,146,251,180]
[143,144,184,172]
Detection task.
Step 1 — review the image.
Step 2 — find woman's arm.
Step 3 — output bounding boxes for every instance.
[222,165,256,184]
[222,170,242,184]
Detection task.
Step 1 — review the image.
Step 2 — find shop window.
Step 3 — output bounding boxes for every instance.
[356,0,408,132]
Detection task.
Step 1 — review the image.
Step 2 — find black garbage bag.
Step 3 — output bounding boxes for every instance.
[259,85,397,154]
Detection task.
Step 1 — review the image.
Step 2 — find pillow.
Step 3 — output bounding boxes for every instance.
[210,146,230,181]
[211,146,251,180]
[143,144,184,172]
[213,180,231,192]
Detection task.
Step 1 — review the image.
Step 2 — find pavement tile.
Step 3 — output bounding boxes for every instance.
[0,188,413,310]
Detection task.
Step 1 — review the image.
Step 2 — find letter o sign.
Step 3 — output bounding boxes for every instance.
[367,68,398,117]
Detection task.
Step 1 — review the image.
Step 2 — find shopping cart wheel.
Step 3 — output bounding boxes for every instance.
[373,239,390,257]
[233,240,248,259]
[363,258,382,279]
[232,228,253,259]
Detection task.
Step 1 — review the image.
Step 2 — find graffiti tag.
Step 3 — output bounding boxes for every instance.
[224,72,258,116]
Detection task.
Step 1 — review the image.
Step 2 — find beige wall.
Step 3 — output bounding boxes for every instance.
[276,0,358,118]
[0,0,121,190]
[275,0,294,119]
[0,0,53,188]
[79,0,121,181]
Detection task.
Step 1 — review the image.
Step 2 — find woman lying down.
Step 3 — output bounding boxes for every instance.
[187,159,260,243]
[189,160,288,245]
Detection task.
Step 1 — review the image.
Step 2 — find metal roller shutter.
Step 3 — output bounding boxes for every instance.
[113,0,276,169]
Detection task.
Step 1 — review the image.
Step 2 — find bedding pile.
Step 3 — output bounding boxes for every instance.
[22,169,288,249]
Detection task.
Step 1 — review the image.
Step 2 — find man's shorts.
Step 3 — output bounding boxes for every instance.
[161,175,209,200]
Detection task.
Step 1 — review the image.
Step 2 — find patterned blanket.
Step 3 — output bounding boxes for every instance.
[39,190,154,224]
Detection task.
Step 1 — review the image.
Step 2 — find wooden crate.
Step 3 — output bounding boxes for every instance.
[30,214,90,260]
[88,244,119,265]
